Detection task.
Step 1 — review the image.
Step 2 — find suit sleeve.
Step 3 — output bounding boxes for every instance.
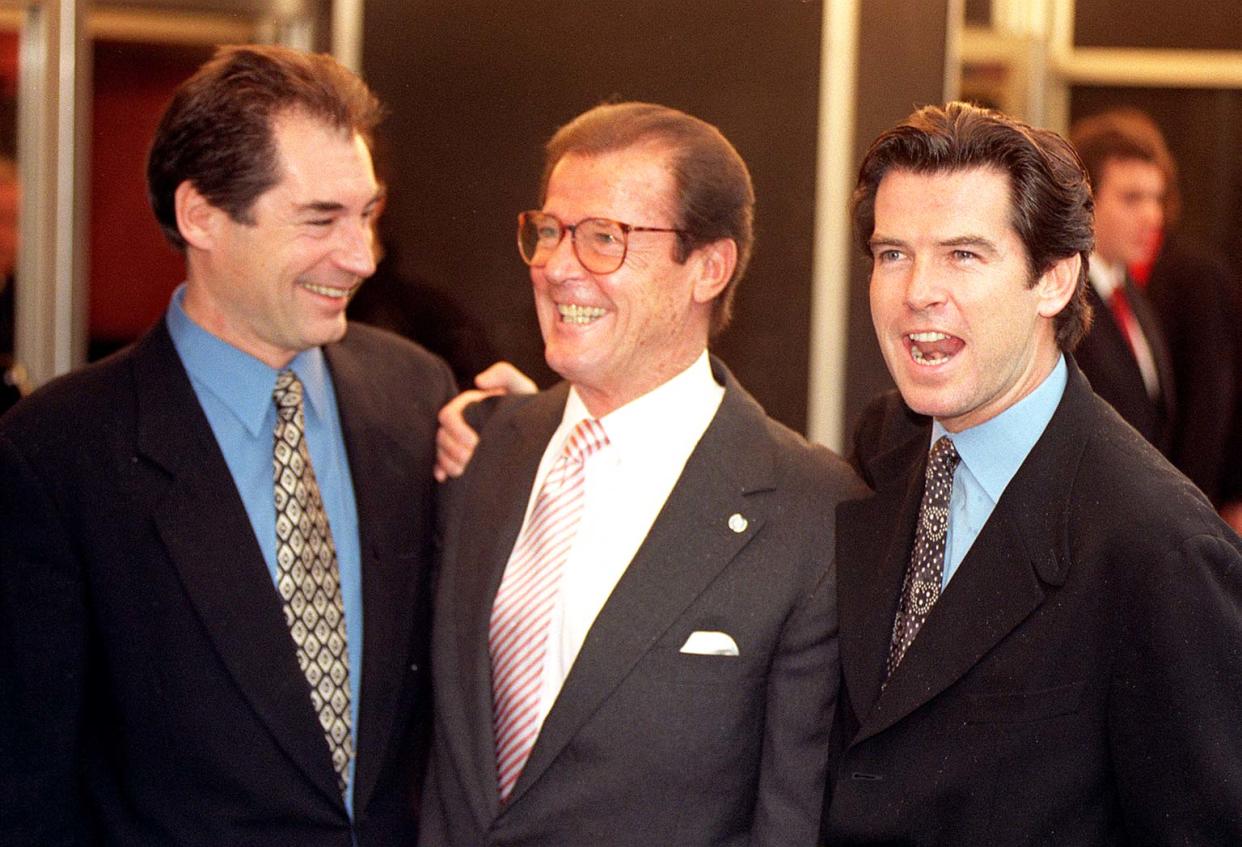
[748,555,839,847]
[1110,529,1242,841]
[0,432,92,845]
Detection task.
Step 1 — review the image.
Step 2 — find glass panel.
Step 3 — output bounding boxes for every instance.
[1074,0,1242,50]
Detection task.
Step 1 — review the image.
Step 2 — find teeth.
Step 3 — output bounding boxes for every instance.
[908,331,949,342]
[558,303,606,325]
[301,281,353,298]
[911,347,949,365]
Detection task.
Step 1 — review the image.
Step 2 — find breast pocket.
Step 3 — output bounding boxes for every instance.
[966,680,1086,724]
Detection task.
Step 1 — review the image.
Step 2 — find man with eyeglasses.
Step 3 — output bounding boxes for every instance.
[418,101,863,847]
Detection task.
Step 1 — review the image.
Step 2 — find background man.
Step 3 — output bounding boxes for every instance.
[824,102,1242,843]
[420,102,862,846]
[0,45,455,845]
[1069,109,1177,455]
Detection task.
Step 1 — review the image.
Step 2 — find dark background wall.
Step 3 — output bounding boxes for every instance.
[363,0,825,431]
[362,0,949,438]
[843,0,948,438]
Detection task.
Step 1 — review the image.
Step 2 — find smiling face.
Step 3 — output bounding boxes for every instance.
[869,167,1073,432]
[181,110,381,368]
[533,146,726,417]
[1091,157,1166,266]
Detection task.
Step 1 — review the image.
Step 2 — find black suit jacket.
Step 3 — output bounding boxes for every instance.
[0,320,456,846]
[1074,277,1176,455]
[420,358,865,847]
[823,358,1242,845]
[1145,235,1242,504]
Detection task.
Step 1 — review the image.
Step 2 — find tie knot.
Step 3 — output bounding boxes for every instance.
[273,369,304,420]
[563,418,608,464]
[926,435,960,481]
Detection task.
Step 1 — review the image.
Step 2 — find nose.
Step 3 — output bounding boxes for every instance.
[335,218,378,278]
[903,259,945,311]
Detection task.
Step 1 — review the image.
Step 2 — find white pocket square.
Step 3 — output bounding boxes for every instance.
[679,630,739,657]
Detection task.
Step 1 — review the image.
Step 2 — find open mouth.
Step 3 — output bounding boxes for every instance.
[906,331,964,365]
[558,303,606,325]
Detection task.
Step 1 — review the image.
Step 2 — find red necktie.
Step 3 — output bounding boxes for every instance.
[1110,286,1138,356]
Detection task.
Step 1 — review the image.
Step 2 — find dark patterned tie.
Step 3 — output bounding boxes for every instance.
[886,435,960,680]
[273,369,353,793]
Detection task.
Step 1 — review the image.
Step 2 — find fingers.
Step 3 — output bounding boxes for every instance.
[434,389,490,481]
[474,361,537,395]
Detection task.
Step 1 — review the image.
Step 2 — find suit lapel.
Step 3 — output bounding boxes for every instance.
[446,387,569,825]
[837,431,925,726]
[505,361,772,806]
[1124,276,1177,424]
[325,339,435,812]
[134,324,343,806]
[847,366,1089,743]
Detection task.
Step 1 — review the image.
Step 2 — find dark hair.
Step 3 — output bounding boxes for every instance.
[541,101,754,335]
[1069,108,1180,225]
[852,101,1095,351]
[147,44,384,251]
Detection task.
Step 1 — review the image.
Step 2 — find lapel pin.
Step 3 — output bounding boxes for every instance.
[728,513,748,533]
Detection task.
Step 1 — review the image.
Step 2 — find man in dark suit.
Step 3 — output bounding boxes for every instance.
[0,45,455,845]
[1069,109,1177,455]
[823,102,1242,844]
[420,102,862,846]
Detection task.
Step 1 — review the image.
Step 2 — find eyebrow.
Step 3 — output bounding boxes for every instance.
[939,235,1000,255]
[868,235,907,251]
[293,189,386,216]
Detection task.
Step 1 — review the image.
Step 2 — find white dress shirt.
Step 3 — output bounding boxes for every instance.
[514,350,725,731]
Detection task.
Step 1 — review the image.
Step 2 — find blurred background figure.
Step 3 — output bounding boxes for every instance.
[1072,108,1242,528]
[1069,109,1177,456]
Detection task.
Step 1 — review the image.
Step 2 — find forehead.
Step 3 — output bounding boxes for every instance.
[268,111,376,194]
[874,166,1016,238]
[544,145,677,221]
[1097,156,1165,191]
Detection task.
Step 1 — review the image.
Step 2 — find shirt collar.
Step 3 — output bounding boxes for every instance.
[1088,253,1126,299]
[559,349,723,457]
[932,354,1067,503]
[165,283,331,436]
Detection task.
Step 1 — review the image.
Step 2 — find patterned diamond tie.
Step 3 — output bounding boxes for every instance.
[489,417,609,801]
[886,435,960,680]
[273,369,353,793]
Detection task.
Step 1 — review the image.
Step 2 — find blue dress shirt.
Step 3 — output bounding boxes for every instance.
[934,355,1068,587]
[166,285,363,815]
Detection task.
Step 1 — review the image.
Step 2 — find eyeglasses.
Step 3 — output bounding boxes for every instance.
[517,210,688,275]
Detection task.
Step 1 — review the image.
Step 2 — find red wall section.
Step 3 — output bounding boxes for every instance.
[89,41,211,350]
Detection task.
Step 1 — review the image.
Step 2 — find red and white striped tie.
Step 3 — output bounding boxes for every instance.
[489,417,608,801]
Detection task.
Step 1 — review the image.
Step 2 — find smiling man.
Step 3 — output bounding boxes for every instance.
[824,102,1242,844]
[419,102,862,847]
[0,46,455,845]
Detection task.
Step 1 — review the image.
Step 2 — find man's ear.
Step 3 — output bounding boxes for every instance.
[1035,252,1080,319]
[691,237,738,305]
[174,181,223,250]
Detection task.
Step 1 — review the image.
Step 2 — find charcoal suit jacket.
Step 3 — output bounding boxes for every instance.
[421,357,864,847]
